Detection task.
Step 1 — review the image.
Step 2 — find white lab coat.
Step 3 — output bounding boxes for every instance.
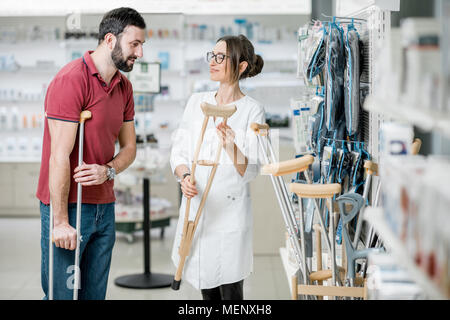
[170,91,265,290]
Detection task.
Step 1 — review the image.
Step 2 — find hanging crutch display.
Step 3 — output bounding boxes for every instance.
[48,110,92,300]
[172,102,237,291]
[251,123,311,289]
[252,122,346,294]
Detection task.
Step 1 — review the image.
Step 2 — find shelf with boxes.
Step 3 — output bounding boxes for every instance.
[365,17,450,139]
[364,96,450,139]
[359,12,450,298]
[364,154,450,300]
[364,207,447,300]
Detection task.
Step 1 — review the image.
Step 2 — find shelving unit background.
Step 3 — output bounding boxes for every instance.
[0,10,307,261]
[343,0,449,300]
[0,13,310,140]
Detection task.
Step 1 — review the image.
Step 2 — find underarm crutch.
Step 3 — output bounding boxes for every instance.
[172,102,237,291]
[290,183,342,289]
[251,123,343,287]
[49,110,92,300]
[251,123,313,288]
[290,184,372,300]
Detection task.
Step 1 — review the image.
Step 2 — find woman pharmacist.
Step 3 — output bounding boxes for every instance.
[170,34,265,300]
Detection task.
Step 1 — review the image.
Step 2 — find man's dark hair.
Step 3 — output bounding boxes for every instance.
[98,7,146,44]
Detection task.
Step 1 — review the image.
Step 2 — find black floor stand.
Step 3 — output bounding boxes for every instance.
[115,177,173,289]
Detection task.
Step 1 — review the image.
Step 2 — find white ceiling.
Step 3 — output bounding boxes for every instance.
[0,0,311,16]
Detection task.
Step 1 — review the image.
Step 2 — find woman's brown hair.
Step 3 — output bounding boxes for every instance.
[216,34,264,83]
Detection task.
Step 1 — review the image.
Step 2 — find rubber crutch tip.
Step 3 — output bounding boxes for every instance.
[171,279,181,291]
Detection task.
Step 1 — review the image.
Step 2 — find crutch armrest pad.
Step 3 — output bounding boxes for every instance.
[201,102,236,118]
[411,138,422,155]
[261,155,314,176]
[363,160,378,175]
[80,110,92,123]
[289,183,341,198]
[250,122,270,136]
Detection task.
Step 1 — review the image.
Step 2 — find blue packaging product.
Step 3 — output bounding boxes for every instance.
[158,51,170,70]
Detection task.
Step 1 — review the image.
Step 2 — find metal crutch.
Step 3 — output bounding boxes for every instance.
[252,124,313,285]
[252,123,342,286]
[172,102,236,290]
[49,110,92,300]
[352,160,378,249]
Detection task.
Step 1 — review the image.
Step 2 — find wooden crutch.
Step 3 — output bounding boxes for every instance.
[290,184,369,300]
[49,110,92,300]
[289,183,342,287]
[172,102,236,290]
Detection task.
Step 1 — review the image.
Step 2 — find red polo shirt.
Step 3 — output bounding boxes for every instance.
[36,51,135,205]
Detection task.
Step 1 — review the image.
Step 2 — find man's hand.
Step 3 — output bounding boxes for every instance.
[73,162,108,186]
[53,222,77,250]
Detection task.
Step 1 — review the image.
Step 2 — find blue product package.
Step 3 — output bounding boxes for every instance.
[158,51,170,70]
[325,21,345,132]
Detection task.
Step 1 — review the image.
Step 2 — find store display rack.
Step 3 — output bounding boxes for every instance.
[364,207,447,300]
[364,96,450,139]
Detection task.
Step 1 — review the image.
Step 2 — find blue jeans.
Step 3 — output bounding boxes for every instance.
[40,201,116,300]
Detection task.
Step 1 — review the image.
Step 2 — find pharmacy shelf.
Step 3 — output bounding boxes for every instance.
[279,247,298,295]
[0,157,41,163]
[364,207,447,300]
[364,95,450,139]
[0,65,60,74]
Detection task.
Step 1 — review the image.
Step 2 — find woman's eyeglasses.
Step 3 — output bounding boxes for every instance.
[206,51,229,64]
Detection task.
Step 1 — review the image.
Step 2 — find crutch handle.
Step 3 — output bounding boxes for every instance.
[250,122,270,136]
[262,155,314,176]
[200,102,236,118]
[411,138,422,155]
[79,110,92,123]
[197,160,216,166]
[309,267,346,282]
[289,183,341,199]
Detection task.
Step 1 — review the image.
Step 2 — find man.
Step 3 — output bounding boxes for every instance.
[36,7,146,300]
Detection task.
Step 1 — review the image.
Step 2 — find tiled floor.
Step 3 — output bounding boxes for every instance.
[0,217,290,300]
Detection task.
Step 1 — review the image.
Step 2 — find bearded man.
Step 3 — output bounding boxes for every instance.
[36,7,145,300]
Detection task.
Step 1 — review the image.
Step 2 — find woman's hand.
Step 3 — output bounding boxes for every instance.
[73,162,108,186]
[216,122,235,148]
[181,175,198,199]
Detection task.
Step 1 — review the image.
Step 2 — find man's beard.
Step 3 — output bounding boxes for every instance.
[111,41,137,72]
